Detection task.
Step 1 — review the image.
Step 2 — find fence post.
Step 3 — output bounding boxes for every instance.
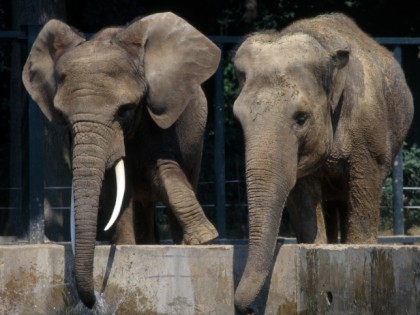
[26,25,45,243]
[392,45,405,235]
[214,43,226,238]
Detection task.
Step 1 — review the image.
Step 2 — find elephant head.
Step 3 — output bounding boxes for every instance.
[22,12,220,308]
[232,32,349,312]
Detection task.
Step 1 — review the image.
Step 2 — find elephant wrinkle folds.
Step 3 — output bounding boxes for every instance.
[22,12,220,308]
[232,12,413,312]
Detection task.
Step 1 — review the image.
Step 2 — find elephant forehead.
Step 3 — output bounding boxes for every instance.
[55,42,144,104]
[235,33,327,75]
[56,41,138,78]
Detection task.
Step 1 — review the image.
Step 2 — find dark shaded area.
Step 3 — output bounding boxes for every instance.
[65,0,223,34]
[64,1,420,37]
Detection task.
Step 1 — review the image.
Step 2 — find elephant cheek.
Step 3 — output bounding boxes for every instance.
[297,130,332,177]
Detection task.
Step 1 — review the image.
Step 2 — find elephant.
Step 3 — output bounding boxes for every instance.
[232,13,413,312]
[22,12,220,308]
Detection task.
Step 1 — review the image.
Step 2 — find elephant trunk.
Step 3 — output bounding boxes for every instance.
[234,135,297,313]
[71,125,107,308]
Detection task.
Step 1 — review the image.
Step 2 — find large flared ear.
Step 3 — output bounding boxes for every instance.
[329,48,350,113]
[116,12,221,129]
[22,19,85,123]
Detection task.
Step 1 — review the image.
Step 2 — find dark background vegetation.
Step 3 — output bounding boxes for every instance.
[1,0,420,240]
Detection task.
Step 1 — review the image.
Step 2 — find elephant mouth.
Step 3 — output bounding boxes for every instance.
[70,158,126,254]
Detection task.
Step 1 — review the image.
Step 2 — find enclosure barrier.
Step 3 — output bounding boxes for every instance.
[0,243,419,314]
[0,28,420,243]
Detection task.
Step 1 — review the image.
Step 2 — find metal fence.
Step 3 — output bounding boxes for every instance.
[1,27,420,244]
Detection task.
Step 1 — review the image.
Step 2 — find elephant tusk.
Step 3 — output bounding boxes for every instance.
[104,159,126,231]
[71,184,75,256]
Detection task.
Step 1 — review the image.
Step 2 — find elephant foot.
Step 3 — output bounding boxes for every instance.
[183,220,218,245]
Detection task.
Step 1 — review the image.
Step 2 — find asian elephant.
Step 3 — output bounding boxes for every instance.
[22,12,220,308]
[233,13,413,312]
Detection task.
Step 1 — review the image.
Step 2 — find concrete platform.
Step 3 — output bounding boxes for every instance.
[0,244,419,314]
[263,244,420,315]
[0,244,234,314]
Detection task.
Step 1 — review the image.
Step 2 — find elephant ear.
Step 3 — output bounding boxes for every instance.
[22,20,86,123]
[328,48,350,113]
[116,12,221,129]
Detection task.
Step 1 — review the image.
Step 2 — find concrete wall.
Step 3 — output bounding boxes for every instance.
[264,244,420,315]
[0,245,234,315]
[0,244,419,314]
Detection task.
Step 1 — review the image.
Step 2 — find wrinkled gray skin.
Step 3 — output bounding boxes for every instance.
[233,13,413,313]
[22,12,220,308]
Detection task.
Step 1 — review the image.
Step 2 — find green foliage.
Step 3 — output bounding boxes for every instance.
[216,0,366,35]
[403,143,420,185]
[381,143,420,233]
[402,143,420,231]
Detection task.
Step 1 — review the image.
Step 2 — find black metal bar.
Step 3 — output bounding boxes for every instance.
[378,235,420,244]
[392,149,405,235]
[0,30,27,40]
[391,45,405,235]
[375,37,420,45]
[214,43,226,238]
[209,35,243,44]
[207,36,420,47]
[26,25,45,244]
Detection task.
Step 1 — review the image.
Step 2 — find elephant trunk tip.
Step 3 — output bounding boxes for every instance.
[234,269,268,314]
[234,292,254,315]
[79,289,96,309]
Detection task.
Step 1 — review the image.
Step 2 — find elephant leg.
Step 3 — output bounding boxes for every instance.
[133,201,159,244]
[156,158,218,244]
[286,176,327,243]
[113,199,136,245]
[342,162,383,244]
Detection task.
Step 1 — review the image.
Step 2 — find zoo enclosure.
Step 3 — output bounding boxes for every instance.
[0,27,420,244]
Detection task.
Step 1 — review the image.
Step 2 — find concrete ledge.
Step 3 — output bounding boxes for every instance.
[264,244,420,315]
[0,244,234,314]
[1,244,419,314]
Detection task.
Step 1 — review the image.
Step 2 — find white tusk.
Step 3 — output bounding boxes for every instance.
[104,159,126,231]
[71,184,75,256]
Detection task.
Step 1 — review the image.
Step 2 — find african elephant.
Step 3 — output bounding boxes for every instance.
[22,12,220,308]
[233,13,413,312]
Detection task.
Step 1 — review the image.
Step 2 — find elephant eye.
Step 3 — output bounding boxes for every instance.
[117,103,136,119]
[57,73,66,84]
[294,112,309,126]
